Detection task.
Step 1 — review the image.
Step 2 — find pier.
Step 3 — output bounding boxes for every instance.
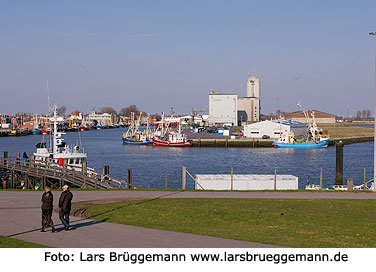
[0,152,134,190]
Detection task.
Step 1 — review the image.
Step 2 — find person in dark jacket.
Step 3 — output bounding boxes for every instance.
[58,185,73,230]
[41,187,55,232]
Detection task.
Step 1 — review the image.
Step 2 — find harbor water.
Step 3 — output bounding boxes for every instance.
[0,128,373,189]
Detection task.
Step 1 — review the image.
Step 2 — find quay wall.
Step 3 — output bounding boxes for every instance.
[190,136,374,148]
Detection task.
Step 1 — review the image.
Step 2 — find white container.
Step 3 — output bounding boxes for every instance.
[230,135,235,140]
[195,174,298,190]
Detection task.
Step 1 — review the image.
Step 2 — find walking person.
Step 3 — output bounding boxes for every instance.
[58,185,73,230]
[41,187,55,233]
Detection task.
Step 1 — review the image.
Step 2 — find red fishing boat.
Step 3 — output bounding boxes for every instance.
[153,132,191,147]
[152,109,191,147]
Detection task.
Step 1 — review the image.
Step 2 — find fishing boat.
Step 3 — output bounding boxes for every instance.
[122,112,153,145]
[274,108,330,148]
[152,111,191,147]
[34,105,88,171]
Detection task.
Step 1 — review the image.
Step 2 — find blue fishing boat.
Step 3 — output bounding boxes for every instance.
[273,109,330,148]
[122,137,153,145]
[122,112,153,145]
[274,138,329,148]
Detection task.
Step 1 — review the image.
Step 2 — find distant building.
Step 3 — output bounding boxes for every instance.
[243,120,307,139]
[208,74,261,126]
[209,92,238,126]
[86,111,113,126]
[281,110,336,124]
[237,75,261,124]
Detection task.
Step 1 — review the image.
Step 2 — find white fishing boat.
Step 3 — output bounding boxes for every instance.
[34,105,88,171]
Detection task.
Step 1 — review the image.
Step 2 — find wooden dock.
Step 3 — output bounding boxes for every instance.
[0,152,135,190]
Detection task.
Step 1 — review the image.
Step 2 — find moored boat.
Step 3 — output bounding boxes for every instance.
[153,135,192,147]
[32,128,42,135]
[152,111,191,147]
[34,105,88,171]
[274,108,330,148]
[122,112,153,145]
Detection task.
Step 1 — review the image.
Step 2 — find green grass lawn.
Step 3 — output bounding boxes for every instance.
[0,236,49,248]
[88,198,376,248]
[319,124,374,138]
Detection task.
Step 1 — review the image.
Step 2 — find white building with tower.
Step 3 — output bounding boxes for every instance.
[208,74,261,126]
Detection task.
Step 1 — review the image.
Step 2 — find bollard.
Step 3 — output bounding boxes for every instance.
[165,176,168,189]
[104,165,110,176]
[182,166,186,190]
[2,180,6,190]
[347,178,353,191]
[4,151,8,166]
[335,141,344,185]
[16,153,20,165]
[364,168,366,191]
[127,168,132,189]
[320,168,323,191]
[274,168,277,191]
[82,161,87,174]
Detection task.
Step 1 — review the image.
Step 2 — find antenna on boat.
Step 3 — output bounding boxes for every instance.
[46,78,53,151]
[47,78,51,112]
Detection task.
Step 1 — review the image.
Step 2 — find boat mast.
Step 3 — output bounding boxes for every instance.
[53,105,58,154]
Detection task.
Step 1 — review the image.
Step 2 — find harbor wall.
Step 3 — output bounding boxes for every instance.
[190,136,374,148]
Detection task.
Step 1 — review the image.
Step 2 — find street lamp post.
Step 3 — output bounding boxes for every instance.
[369,32,376,191]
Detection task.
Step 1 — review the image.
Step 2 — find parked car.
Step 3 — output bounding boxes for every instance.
[262,135,270,139]
[207,127,218,133]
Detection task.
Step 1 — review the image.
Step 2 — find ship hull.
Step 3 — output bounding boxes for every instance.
[32,129,41,135]
[153,138,191,147]
[273,139,330,148]
[122,137,153,145]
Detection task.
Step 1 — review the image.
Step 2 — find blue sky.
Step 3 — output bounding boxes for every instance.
[1,0,376,116]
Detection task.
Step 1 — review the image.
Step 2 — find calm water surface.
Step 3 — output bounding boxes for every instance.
[0,128,373,189]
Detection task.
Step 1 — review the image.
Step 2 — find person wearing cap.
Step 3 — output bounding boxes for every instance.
[41,187,55,232]
[58,185,73,230]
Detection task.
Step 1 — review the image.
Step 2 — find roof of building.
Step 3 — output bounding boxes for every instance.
[281,110,336,119]
[274,120,307,127]
[245,120,307,128]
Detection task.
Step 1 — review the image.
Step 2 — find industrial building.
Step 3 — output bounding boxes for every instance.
[208,92,238,125]
[208,74,261,126]
[237,75,260,124]
[243,120,307,139]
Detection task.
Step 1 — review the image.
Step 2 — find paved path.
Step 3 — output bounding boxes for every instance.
[1,190,375,248]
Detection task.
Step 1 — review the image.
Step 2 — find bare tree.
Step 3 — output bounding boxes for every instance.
[356,111,362,120]
[100,106,117,115]
[362,110,367,118]
[57,106,66,116]
[119,105,139,117]
[367,110,372,118]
